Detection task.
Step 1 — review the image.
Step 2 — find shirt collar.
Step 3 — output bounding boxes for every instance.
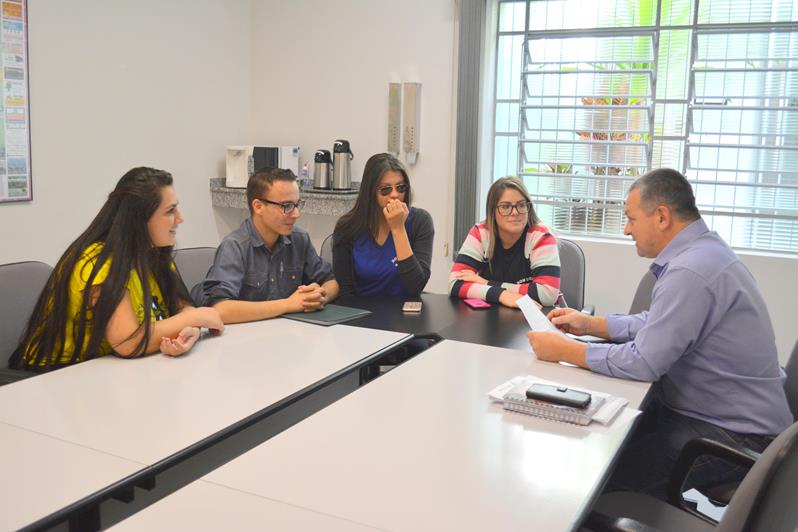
[650,218,708,278]
[244,217,292,250]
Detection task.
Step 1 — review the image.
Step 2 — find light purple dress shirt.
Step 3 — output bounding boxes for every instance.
[586,219,792,435]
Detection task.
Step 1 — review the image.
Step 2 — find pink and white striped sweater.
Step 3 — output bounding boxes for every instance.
[448,222,561,306]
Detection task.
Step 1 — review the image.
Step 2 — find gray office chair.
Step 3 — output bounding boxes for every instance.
[784,339,798,421]
[173,247,216,297]
[0,261,53,385]
[585,419,798,532]
[629,271,657,314]
[558,238,594,314]
[320,234,333,263]
[687,337,798,509]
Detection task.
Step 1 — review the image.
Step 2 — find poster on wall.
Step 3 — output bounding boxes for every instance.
[0,0,30,202]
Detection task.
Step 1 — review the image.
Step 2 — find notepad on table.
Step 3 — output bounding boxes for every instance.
[488,375,629,426]
[282,304,372,326]
[502,382,605,425]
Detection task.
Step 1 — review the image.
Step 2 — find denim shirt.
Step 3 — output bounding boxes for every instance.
[193,218,334,306]
[586,219,792,435]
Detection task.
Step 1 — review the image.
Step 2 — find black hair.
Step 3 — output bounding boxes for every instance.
[246,167,298,214]
[630,168,701,221]
[333,153,413,246]
[9,167,191,371]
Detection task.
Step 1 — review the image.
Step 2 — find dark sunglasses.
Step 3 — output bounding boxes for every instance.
[257,198,305,215]
[378,184,408,197]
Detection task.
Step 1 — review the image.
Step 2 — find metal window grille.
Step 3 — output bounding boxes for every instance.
[492,0,798,253]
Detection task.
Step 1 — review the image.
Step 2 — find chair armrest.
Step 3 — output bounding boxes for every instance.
[584,510,664,532]
[581,304,596,315]
[666,437,760,521]
[0,367,33,386]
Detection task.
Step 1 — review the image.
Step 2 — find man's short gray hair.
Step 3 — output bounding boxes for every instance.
[629,168,701,222]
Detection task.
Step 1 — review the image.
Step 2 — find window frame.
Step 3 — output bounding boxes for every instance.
[485,0,798,255]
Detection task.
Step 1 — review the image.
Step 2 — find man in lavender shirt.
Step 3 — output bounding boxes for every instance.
[529,168,793,499]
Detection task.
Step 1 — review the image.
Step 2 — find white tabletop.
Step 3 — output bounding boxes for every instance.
[111,480,381,531]
[0,319,409,465]
[199,339,650,532]
[0,422,142,531]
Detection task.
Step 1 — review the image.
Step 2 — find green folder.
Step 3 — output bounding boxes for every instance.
[282,304,372,326]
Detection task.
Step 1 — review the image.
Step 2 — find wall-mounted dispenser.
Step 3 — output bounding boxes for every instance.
[402,82,421,165]
[387,83,401,156]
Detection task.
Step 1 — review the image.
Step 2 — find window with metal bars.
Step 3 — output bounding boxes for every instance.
[491,0,798,253]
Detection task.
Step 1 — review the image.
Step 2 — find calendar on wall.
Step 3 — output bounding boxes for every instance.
[0,0,30,203]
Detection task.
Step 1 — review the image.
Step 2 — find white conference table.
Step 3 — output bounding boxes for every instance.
[0,318,410,528]
[111,480,381,532]
[117,339,651,532]
[0,422,142,532]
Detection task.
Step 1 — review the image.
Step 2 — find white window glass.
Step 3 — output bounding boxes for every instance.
[489,0,798,253]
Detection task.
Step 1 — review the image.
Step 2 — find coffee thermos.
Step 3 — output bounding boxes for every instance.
[332,139,353,190]
[313,149,333,189]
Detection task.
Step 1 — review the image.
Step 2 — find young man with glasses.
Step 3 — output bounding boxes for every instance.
[193,168,338,323]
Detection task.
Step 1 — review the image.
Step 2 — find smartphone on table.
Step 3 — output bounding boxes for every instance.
[464,298,491,309]
[402,301,423,313]
[525,384,591,409]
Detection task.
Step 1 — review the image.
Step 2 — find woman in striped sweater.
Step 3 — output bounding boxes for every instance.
[449,176,561,308]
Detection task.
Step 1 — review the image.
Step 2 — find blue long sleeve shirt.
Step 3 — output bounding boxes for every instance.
[586,219,792,435]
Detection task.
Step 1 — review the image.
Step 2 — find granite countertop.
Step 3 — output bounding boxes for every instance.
[209,178,359,216]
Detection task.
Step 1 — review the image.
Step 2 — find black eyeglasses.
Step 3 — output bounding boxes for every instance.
[257,198,305,214]
[496,202,531,216]
[378,184,408,197]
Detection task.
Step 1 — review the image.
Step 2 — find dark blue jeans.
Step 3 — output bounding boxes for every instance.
[606,397,774,500]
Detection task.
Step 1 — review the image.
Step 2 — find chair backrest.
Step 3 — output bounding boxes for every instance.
[784,340,798,421]
[629,271,657,314]
[173,247,216,294]
[558,238,584,311]
[718,420,798,532]
[320,234,333,264]
[0,261,53,366]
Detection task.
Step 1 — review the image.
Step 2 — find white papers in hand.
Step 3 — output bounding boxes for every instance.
[517,295,564,336]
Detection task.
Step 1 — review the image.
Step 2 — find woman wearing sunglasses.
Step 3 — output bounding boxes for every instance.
[449,176,561,308]
[333,153,434,296]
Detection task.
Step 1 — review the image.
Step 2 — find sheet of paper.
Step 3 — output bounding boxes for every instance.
[517,295,564,336]
[566,333,608,343]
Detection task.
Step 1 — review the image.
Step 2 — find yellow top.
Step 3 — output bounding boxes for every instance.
[24,242,168,366]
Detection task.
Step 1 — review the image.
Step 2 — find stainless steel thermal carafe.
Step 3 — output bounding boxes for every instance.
[313,149,333,189]
[332,139,353,190]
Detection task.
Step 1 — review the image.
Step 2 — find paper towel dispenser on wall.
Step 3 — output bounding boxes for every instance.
[225,145,300,188]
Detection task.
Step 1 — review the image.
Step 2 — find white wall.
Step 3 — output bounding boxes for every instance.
[246,0,458,293]
[0,0,252,266]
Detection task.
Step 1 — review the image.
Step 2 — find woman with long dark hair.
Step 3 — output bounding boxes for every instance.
[333,153,434,296]
[449,176,561,308]
[9,167,223,372]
